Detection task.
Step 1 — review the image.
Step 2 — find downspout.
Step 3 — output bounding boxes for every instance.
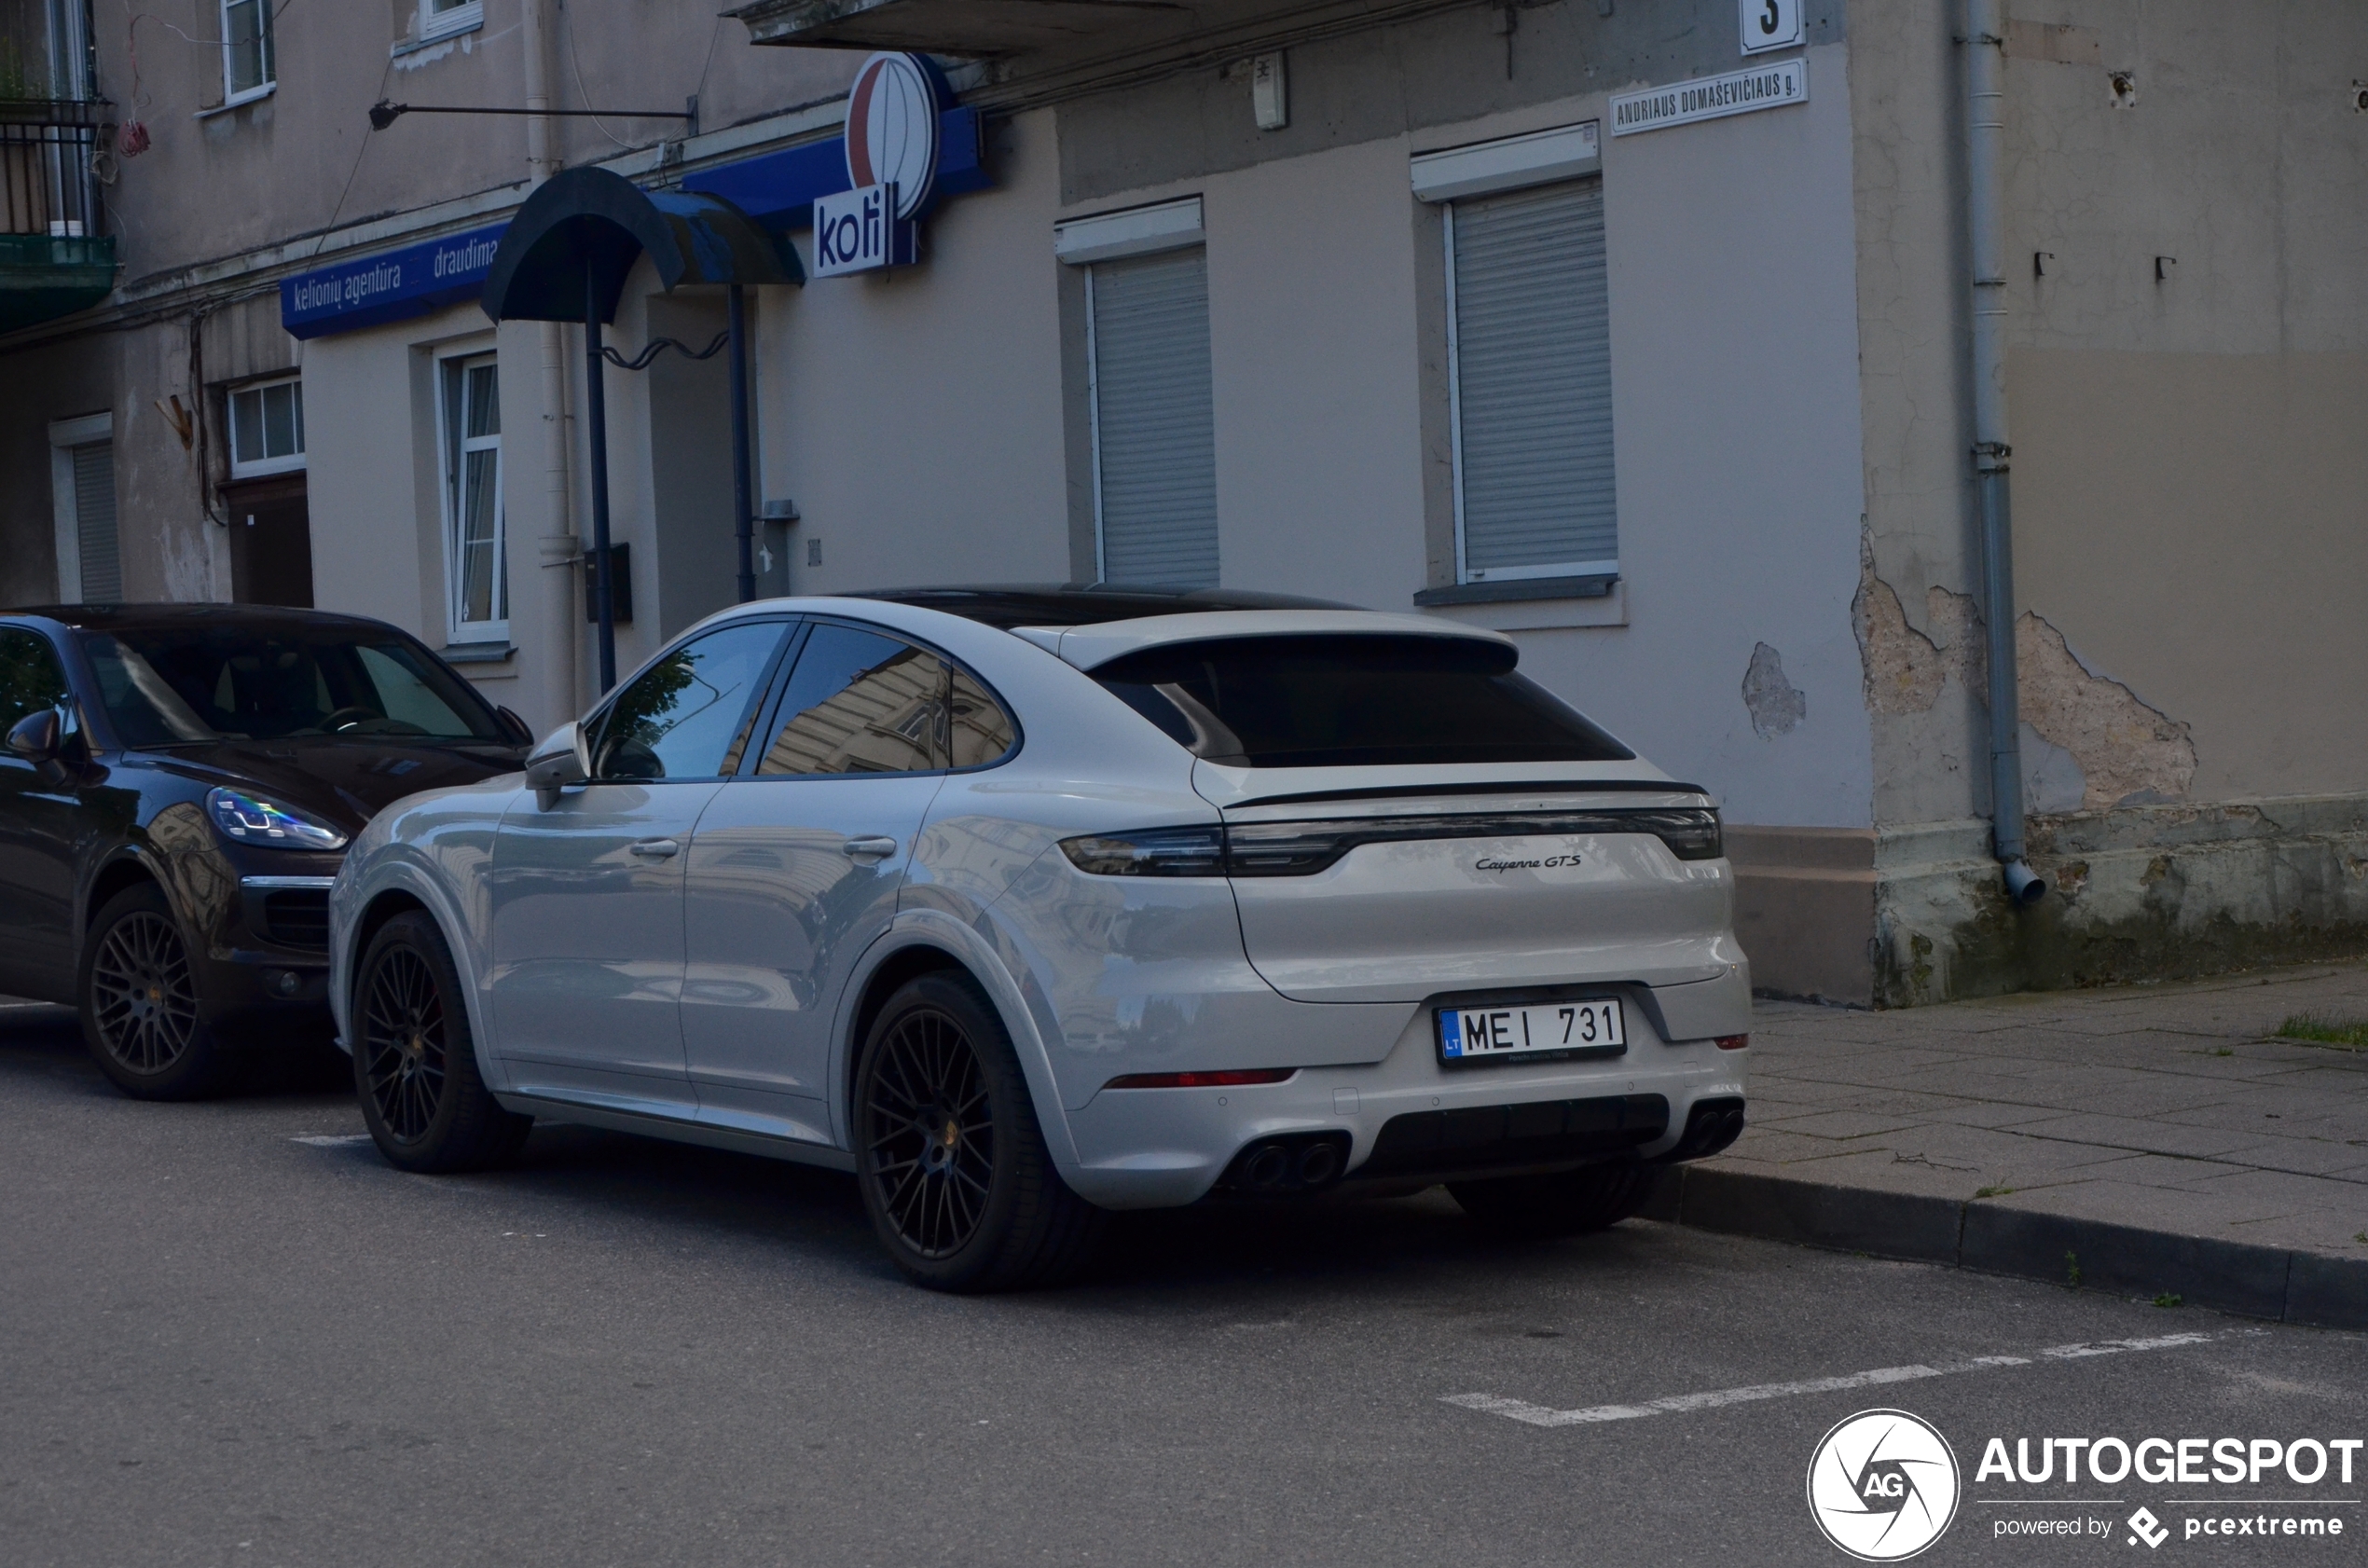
[522,0,582,725]
[1963,0,2044,905]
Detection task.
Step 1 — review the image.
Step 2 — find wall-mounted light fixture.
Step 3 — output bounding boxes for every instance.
[1250,52,1287,131]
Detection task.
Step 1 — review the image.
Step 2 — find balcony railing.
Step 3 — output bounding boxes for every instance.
[0,97,108,239]
[0,99,118,332]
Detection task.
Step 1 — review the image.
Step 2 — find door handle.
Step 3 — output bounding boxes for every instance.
[841,836,899,859]
[628,838,681,859]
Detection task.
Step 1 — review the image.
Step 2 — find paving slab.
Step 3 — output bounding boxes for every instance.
[1652,958,2368,1329]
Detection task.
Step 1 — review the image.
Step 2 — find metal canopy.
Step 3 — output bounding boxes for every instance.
[481,165,803,325]
[478,165,802,698]
[727,0,1183,55]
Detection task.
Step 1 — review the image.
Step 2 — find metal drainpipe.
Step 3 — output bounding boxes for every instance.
[1963,0,2044,905]
[522,0,582,727]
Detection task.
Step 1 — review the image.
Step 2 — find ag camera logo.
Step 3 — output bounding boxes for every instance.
[1808,1409,1962,1561]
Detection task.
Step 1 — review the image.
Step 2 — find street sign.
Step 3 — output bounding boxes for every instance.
[1609,59,1808,136]
[1739,0,1803,55]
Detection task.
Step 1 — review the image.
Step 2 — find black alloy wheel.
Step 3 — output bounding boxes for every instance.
[92,912,198,1072]
[853,972,1104,1292]
[79,883,231,1100]
[865,1003,998,1259]
[359,942,447,1145]
[351,911,530,1173]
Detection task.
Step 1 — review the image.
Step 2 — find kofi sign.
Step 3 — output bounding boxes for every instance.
[810,52,943,278]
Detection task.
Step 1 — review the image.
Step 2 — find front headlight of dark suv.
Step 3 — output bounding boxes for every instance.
[205,787,350,852]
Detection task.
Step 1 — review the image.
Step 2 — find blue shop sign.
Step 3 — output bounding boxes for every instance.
[279,105,989,340]
[282,224,505,341]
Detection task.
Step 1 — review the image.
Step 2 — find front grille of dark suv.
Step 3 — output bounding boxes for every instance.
[261,889,331,951]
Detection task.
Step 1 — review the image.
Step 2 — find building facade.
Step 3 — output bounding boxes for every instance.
[3,0,2363,1006]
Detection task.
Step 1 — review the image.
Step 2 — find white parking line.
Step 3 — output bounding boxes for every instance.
[289,1134,373,1148]
[1444,1330,2241,1428]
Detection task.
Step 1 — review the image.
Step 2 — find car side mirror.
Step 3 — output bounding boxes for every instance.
[6,708,61,764]
[524,721,590,808]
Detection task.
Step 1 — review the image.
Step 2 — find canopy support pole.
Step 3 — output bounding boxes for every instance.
[729,282,756,604]
[585,257,618,693]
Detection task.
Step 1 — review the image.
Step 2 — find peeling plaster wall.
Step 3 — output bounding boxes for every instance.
[1842,0,2368,1001]
[1845,0,1989,830]
[1999,0,2368,808]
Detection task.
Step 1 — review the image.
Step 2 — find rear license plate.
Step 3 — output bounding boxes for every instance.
[1438,998,1625,1064]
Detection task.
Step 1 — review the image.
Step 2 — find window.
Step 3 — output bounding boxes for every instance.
[1091,634,1632,768]
[47,413,117,603]
[947,667,1017,768]
[227,378,305,478]
[589,621,787,783]
[0,629,70,737]
[439,353,505,641]
[1057,199,1218,590]
[419,0,483,42]
[755,625,965,777]
[76,626,506,746]
[1084,248,1218,588]
[221,0,274,105]
[1443,176,1617,586]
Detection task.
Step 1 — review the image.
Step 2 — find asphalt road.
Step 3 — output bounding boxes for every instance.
[3,1001,2361,1568]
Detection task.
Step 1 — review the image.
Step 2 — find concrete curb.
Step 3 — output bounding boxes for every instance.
[1640,1165,2368,1331]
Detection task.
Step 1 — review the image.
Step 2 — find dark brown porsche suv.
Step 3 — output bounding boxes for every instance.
[0,604,530,1097]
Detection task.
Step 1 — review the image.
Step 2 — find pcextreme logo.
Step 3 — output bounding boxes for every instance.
[1808,1409,1963,1561]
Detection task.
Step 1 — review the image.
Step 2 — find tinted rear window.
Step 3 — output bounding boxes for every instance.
[1091,635,1632,768]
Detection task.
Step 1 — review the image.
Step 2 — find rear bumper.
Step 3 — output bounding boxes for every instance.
[1054,1007,1748,1209]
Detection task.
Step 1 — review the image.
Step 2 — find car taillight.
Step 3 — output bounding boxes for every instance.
[1057,826,1226,877]
[1057,806,1722,878]
[1626,808,1723,861]
[1103,1068,1298,1089]
[1714,1035,1750,1051]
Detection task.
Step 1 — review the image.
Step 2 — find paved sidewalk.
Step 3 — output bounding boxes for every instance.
[1649,962,2368,1327]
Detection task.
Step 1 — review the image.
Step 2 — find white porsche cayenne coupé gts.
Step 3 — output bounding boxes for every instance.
[329,586,1751,1290]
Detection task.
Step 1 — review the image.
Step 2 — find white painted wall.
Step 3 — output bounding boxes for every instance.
[1569,40,1872,829]
[1203,139,1430,609]
[756,108,1074,595]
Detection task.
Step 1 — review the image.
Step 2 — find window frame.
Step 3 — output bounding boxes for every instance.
[0,626,73,740]
[1413,120,1617,594]
[731,615,1023,782]
[1440,183,1619,589]
[226,376,306,479]
[583,615,801,786]
[47,411,114,604]
[1080,245,1219,589]
[435,348,507,645]
[219,0,276,108]
[418,0,484,43]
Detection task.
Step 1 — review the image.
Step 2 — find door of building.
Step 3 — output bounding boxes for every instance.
[221,475,315,608]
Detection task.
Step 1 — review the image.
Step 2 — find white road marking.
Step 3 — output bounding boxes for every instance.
[1444,1330,2235,1428]
[288,1134,373,1148]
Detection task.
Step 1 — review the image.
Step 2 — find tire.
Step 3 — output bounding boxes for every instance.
[1450,1161,1656,1237]
[852,972,1104,1292]
[79,883,237,1101]
[351,911,530,1174]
